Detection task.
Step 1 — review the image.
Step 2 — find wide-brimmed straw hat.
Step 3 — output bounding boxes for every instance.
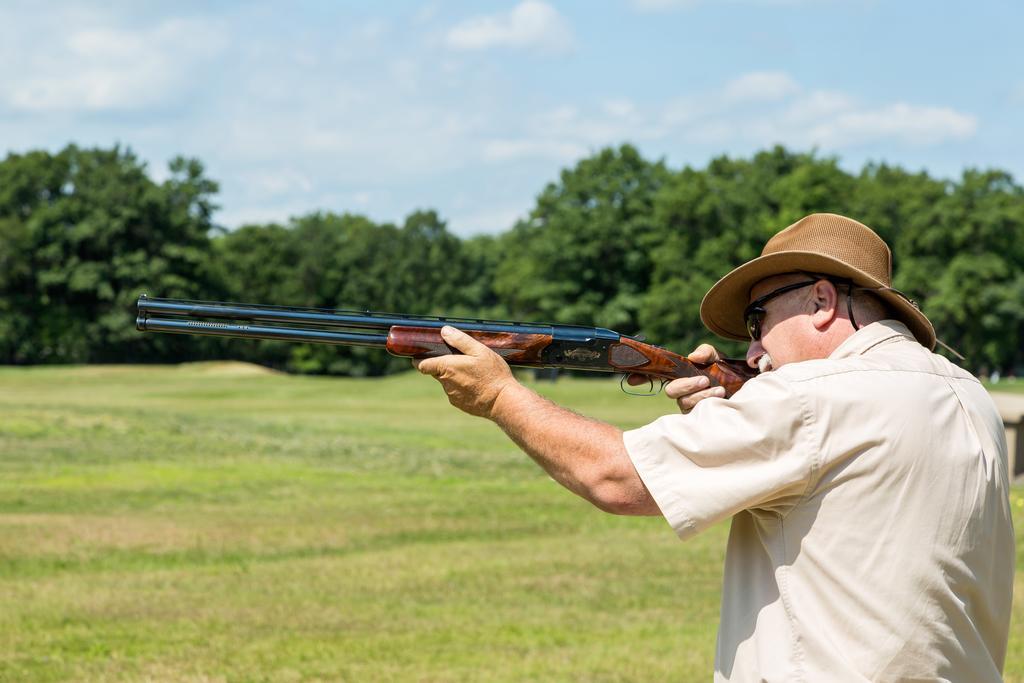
[700,213,936,349]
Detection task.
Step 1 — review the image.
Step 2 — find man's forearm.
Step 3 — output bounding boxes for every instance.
[412,326,659,516]
[490,381,660,515]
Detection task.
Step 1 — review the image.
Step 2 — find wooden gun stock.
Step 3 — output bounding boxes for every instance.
[607,335,755,397]
[386,326,756,398]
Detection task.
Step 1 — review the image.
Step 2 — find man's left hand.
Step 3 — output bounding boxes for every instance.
[413,326,517,419]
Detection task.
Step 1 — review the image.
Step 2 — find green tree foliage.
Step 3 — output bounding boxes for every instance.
[2,143,1021,374]
[894,170,1024,369]
[210,209,475,375]
[640,147,856,356]
[0,146,221,364]
[494,145,671,330]
[457,234,504,318]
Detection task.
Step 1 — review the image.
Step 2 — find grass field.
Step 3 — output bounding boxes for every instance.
[0,364,1021,682]
[986,377,1024,394]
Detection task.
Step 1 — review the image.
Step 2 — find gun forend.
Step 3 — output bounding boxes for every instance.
[386,327,553,363]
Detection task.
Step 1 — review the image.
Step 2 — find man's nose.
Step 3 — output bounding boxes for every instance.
[746,340,764,369]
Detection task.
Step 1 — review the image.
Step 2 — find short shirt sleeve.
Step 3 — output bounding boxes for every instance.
[624,371,819,540]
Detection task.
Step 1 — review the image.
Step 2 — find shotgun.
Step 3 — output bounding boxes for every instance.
[135,294,757,396]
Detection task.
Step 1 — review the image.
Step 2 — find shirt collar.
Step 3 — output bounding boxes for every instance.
[829,319,917,360]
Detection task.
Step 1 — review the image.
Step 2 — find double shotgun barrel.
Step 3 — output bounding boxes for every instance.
[136,294,756,396]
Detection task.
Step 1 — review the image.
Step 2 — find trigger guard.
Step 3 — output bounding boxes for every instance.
[620,374,663,397]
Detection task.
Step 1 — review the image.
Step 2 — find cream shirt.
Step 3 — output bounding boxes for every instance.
[624,321,1014,683]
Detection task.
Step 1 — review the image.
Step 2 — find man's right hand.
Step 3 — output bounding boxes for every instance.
[666,343,727,413]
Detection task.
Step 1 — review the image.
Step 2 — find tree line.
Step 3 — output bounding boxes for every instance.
[1,143,1021,376]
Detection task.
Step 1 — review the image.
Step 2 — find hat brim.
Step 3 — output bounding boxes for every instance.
[699,251,936,349]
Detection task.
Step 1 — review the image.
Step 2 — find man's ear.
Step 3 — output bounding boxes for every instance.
[809,280,838,331]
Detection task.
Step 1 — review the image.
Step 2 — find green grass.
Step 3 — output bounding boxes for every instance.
[0,363,1021,682]
[987,377,1024,395]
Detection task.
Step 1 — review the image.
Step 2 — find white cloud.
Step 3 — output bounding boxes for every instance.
[216,204,304,229]
[536,105,579,126]
[702,81,977,149]
[481,138,588,163]
[683,121,737,145]
[216,189,374,229]
[661,96,704,127]
[243,169,314,197]
[445,1,574,54]
[534,103,660,145]
[354,19,389,42]
[449,205,526,233]
[603,98,637,118]
[722,71,801,103]
[482,70,978,175]
[646,71,977,149]
[805,104,977,147]
[783,90,857,123]
[5,18,225,112]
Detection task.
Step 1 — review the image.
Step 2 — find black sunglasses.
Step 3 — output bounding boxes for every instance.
[743,280,819,341]
[744,276,859,341]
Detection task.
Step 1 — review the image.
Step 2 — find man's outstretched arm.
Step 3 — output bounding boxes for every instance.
[414,326,661,516]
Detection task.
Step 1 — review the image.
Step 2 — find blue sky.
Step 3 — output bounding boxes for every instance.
[1,0,1020,236]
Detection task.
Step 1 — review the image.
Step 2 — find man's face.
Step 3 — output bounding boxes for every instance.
[744,273,818,371]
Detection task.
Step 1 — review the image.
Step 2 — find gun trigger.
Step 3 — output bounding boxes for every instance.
[620,374,661,397]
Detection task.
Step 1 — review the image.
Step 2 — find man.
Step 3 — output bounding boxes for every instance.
[415,213,1014,682]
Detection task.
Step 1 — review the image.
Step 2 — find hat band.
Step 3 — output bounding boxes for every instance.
[796,270,920,311]
[864,286,921,311]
